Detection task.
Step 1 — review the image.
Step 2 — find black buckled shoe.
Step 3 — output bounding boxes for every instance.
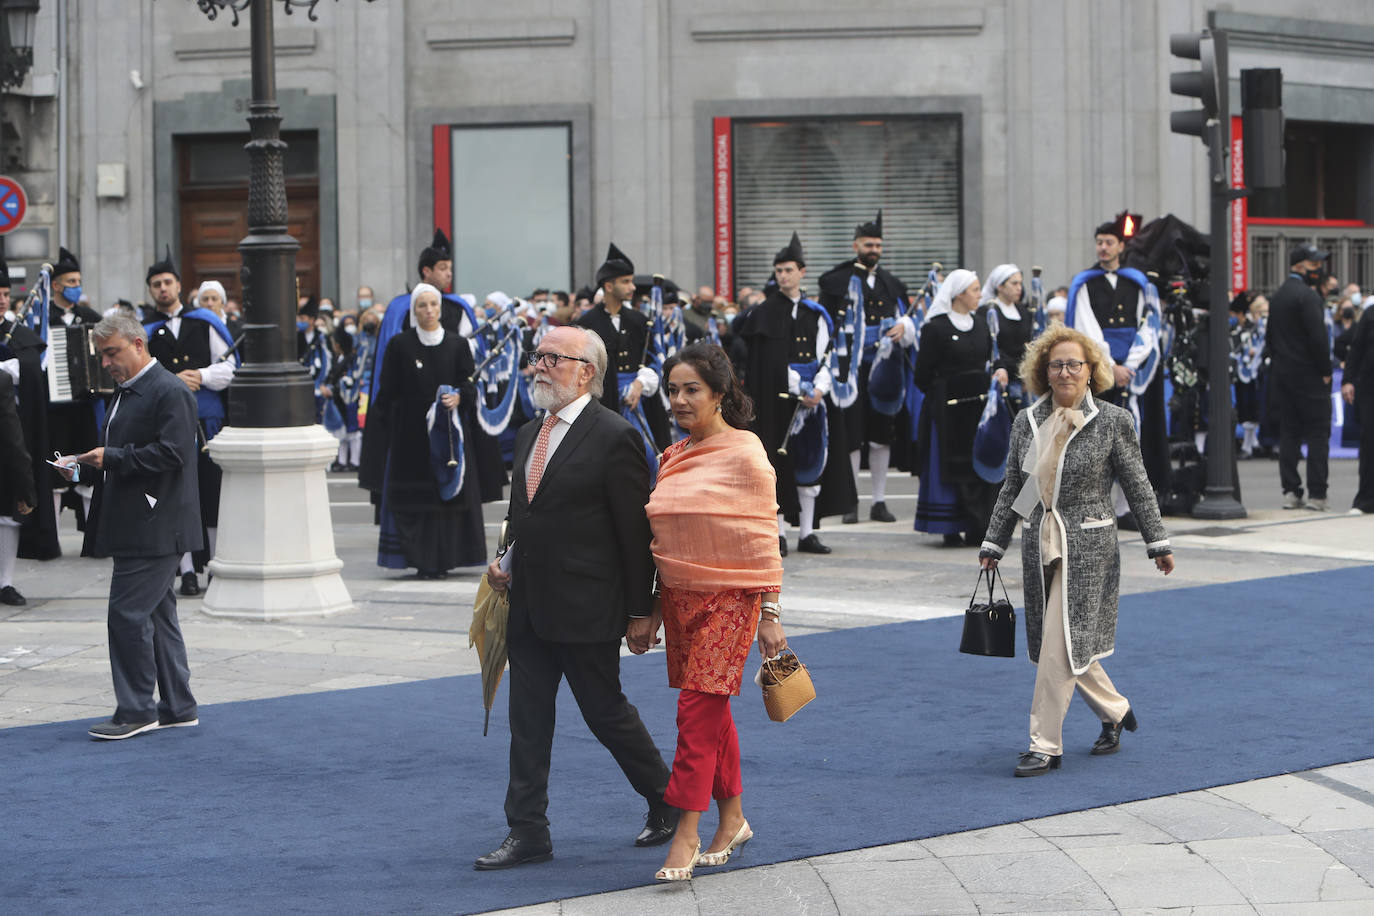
[1014,751,1062,777]
[842,509,859,524]
[778,536,788,558]
[635,805,679,847]
[869,501,896,523]
[797,534,831,554]
[473,835,553,870]
[179,572,200,597]
[1091,708,1138,755]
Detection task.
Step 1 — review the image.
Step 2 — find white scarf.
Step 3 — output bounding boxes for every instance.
[927,269,979,330]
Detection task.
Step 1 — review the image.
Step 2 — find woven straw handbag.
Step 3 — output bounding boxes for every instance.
[759,649,816,722]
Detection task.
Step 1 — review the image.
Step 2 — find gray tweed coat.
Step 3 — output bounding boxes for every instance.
[981,394,1171,673]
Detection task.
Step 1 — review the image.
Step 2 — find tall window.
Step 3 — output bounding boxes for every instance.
[731,116,962,295]
[449,124,572,297]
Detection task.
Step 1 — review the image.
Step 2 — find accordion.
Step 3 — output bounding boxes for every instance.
[47,325,116,404]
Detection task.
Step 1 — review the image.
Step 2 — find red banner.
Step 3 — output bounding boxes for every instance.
[1230,116,1247,293]
[712,117,733,299]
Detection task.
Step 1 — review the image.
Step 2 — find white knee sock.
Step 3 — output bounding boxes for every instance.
[798,489,817,540]
[179,552,194,575]
[348,431,363,466]
[53,490,62,523]
[207,527,218,560]
[869,444,891,503]
[849,448,861,491]
[0,522,18,588]
[777,513,787,538]
[337,441,348,465]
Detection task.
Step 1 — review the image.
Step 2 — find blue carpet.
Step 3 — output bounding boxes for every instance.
[4,566,1373,915]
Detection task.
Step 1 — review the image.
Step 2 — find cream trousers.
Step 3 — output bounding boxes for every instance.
[1028,563,1130,756]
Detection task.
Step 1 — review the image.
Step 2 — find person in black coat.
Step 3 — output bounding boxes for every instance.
[59,313,201,740]
[1,296,61,562]
[1267,244,1336,510]
[1341,303,1374,514]
[47,246,104,531]
[369,284,486,577]
[0,370,36,605]
[913,269,1008,546]
[476,324,674,871]
[979,264,1035,411]
[816,211,913,523]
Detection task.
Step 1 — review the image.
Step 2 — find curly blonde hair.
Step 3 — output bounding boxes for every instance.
[1018,325,1116,397]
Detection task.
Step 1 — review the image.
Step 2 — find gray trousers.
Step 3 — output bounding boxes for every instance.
[107,554,197,724]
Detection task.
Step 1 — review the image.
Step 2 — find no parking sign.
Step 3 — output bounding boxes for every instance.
[0,175,27,234]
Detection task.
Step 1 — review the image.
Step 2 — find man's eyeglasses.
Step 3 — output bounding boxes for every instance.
[1048,359,1087,376]
[527,350,592,369]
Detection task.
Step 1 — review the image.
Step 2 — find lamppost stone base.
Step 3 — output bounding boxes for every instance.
[202,425,353,620]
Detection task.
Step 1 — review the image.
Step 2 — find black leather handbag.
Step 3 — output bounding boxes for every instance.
[959,566,1016,658]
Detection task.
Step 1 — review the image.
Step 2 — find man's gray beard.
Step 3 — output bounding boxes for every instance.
[530,376,577,412]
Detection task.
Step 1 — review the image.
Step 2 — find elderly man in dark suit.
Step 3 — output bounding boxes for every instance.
[475,324,675,870]
[58,313,202,740]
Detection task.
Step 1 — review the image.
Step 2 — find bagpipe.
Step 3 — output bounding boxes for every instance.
[827,273,863,409]
[779,298,837,486]
[470,308,525,437]
[22,263,52,368]
[1029,266,1047,338]
[1232,314,1266,385]
[426,383,466,501]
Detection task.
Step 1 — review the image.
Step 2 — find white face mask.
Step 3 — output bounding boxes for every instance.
[1352,292,1363,307]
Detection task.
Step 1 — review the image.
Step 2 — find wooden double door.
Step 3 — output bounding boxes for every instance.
[176,132,321,305]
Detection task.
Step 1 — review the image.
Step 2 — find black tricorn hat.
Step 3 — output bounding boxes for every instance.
[594,243,635,288]
[418,228,452,275]
[854,210,883,240]
[146,244,179,284]
[574,284,595,302]
[54,246,81,277]
[0,256,9,289]
[773,231,805,267]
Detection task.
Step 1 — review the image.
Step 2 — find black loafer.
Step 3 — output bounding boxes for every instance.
[797,534,831,554]
[473,835,553,870]
[869,501,896,523]
[842,510,859,524]
[778,536,788,558]
[1014,751,1062,777]
[635,806,679,847]
[179,572,200,597]
[1091,708,1138,755]
[0,584,25,606]
[942,533,964,547]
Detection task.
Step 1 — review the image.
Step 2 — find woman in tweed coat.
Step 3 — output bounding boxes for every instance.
[979,325,1174,777]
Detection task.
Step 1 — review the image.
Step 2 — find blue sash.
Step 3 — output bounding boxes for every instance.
[829,273,862,409]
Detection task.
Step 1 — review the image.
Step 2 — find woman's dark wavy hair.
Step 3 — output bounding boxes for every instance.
[662,341,755,429]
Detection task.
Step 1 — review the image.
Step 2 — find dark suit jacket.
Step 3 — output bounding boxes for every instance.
[576,304,651,414]
[505,398,654,644]
[1267,274,1332,382]
[82,360,203,559]
[0,372,36,516]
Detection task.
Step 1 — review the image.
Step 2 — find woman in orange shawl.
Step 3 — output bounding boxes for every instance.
[639,342,788,881]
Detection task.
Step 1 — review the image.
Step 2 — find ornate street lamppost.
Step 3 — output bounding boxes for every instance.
[192,0,368,619]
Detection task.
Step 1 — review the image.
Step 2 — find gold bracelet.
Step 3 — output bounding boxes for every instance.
[760,601,781,622]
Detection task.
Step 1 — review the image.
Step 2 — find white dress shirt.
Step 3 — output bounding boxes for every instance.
[522,392,593,484]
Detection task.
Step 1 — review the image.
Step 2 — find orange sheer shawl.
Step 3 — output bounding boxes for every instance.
[647,428,782,592]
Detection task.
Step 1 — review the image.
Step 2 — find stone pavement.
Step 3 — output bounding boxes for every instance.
[2,458,1371,914]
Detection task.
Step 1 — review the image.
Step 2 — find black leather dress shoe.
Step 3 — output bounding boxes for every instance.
[473,835,553,870]
[0,585,25,606]
[797,534,831,554]
[635,806,679,847]
[179,572,200,597]
[778,535,788,557]
[942,533,964,547]
[1091,708,1138,755]
[869,501,896,523]
[1014,751,1062,777]
[842,509,859,524]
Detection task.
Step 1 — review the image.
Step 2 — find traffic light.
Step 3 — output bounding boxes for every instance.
[1169,29,1228,145]
[1241,68,1284,190]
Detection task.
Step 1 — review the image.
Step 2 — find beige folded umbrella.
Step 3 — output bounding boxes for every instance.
[468,572,510,736]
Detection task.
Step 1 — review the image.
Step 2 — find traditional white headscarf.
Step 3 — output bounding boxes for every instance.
[485,290,512,312]
[197,280,227,311]
[927,268,980,323]
[410,282,444,344]
[980,264,1024,322]
[1046,295,1068,316]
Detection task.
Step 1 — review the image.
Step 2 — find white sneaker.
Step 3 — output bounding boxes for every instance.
[1306,498,1330,512]
[1282,493,1305,510]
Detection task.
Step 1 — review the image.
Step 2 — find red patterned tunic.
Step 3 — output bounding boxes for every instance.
[662,586,773,696]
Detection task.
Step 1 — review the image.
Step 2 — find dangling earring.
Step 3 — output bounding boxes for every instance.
[715,403,722,413]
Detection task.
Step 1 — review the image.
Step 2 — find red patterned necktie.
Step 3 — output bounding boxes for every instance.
[525,413,561,502]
